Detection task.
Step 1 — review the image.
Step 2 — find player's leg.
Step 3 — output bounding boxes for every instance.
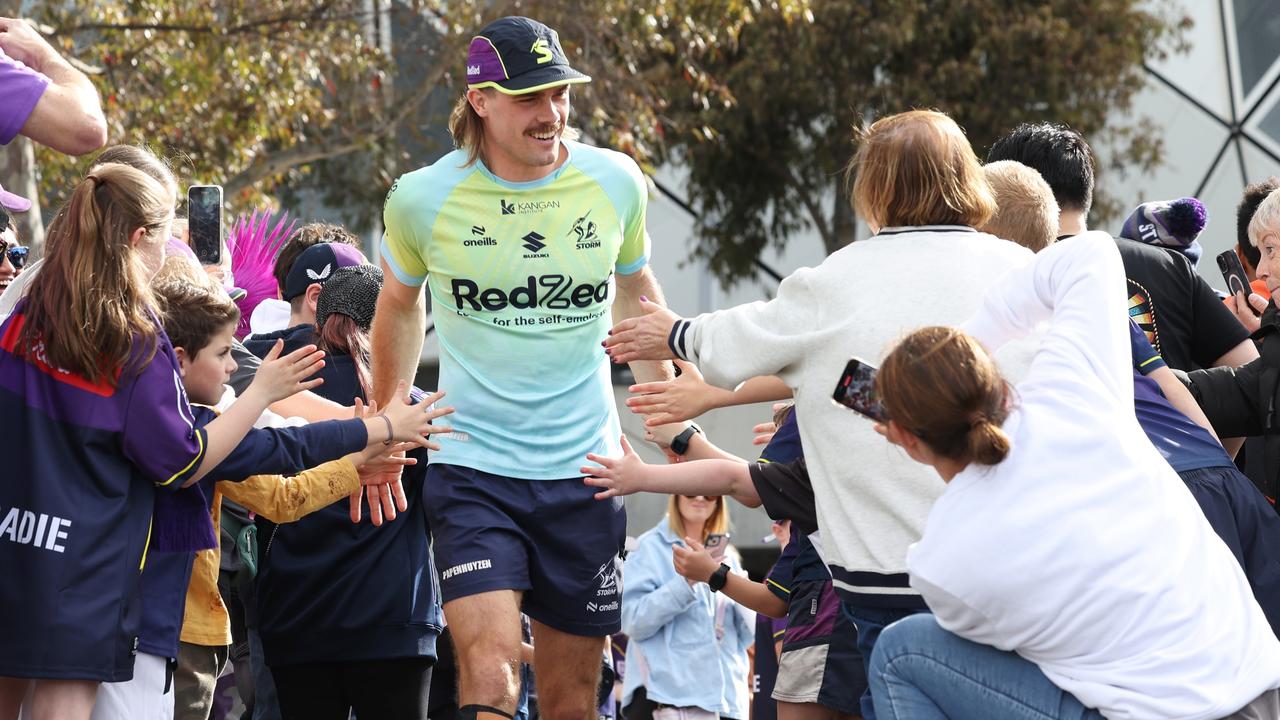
[530,622,605,720]
[25,680,99,720]
[425,465,537,720]
[520,479,626,720]
[0,677,27,720]
[446,591,524,718]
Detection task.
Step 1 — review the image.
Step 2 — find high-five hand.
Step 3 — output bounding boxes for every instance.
[582,435,649,499]
[603,298,683,364]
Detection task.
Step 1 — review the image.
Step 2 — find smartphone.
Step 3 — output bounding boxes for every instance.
[1217,249,1256,309]
[703,533,729,562]
[833,357,887,422]
[188,185,223,266]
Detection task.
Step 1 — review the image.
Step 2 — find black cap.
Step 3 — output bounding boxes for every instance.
[466,16,591,95]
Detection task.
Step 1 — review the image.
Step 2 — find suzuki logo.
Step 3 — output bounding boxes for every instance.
[522,231,547,253]
[501,199,516,215]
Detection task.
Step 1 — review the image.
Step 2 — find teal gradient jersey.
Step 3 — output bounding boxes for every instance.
[381,140,649,479]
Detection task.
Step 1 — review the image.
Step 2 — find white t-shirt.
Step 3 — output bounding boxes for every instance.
[908,233,1280,719]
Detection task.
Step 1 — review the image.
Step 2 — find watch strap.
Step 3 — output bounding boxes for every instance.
[670,424,703,455]
[708,562,731,592]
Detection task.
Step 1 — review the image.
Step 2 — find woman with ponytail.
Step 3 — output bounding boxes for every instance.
[0,164,327,720]
[867,232,1280,719]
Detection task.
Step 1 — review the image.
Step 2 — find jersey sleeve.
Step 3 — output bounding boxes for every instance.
[615,160,650,275]
[748,458,818,537]
[380,177,431,288]
[765,533,800,601]
[1129,319,1167,376]
[122,347,207,490]
[1189,267,1250,368]
[218,458,359,523]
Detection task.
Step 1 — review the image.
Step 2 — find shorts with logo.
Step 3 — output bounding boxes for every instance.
[425,463,626,636]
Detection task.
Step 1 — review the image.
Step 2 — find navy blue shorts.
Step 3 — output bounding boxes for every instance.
[424,463,626,637]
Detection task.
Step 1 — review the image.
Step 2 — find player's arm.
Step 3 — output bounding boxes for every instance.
[371,258,427,408]
[613,266,675,386]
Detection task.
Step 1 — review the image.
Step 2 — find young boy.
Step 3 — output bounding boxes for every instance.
[91,274,451,720]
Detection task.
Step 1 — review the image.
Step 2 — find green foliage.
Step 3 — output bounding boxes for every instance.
[563,0,1190,281]
[26,0,1187,284]
[30,0,463,222]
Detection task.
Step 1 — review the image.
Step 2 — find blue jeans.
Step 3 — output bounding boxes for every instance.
[840,603,925,720]
[869,615,1104,720]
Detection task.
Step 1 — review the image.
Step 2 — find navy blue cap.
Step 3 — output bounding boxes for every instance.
[466,17,590,95]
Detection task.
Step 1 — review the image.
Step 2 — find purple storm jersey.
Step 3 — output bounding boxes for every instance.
[0,306,207,681]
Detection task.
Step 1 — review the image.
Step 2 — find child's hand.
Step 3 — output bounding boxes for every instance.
[582,435,649,499]
[627,360,721,426]
[245,340,326,405]
[378,383,455,451]
[672,536,719,584]
[751,420,778,446]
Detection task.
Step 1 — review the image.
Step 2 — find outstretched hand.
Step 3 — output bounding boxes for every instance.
[381,383,455,451]
[603,298,683,365]
[246,340,326,405]
[582,435,649,500]
[627,359,719,426]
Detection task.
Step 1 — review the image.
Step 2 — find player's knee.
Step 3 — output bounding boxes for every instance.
[537,692,598,720]
[456,649,521,708]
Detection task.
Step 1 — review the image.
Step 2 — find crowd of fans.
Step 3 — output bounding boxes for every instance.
[3,10,1280,720]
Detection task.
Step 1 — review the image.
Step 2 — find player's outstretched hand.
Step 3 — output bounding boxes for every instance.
[604,297,682,365]
[582,435,649,500]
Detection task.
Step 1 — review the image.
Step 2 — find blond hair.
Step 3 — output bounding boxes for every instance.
[448,89,581,167]
[980,161,1060,253]
[848,110,996,230]
[19,163,174,385]
[666,493,730,544]
[1248,188,1280,248]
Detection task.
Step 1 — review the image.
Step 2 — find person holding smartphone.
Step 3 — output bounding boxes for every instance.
[620,493,754,720]
[866,232,1280,719]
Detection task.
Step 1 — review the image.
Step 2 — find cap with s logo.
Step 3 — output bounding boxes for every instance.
[466,16,591,95]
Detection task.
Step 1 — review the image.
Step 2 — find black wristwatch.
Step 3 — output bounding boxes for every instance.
[670,423,703,456]
[707,563,731,592]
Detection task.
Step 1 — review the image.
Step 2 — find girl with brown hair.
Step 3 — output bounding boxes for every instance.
[866,233,1280,719]
[0,163,327,720]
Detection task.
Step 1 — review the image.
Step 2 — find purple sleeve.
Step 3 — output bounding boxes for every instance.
[0,48,50,144]
[122,342,207,489]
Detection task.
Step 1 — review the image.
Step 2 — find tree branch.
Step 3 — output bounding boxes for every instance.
[54,3,362,37]
[223,43,456,197]
[785,167,832,248]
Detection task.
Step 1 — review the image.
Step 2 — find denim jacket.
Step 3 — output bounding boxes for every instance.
[621,518,755,717]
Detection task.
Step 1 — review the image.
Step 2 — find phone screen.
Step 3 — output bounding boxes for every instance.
[832,357,887,422]
[704,533,728,562]
[188,185,223,266]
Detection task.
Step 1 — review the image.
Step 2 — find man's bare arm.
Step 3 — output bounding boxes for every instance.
[613,266,675,385]
[371,258,428,408]
[1,18,106,155]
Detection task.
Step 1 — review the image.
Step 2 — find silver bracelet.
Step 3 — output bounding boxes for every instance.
[379,414,393,446]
